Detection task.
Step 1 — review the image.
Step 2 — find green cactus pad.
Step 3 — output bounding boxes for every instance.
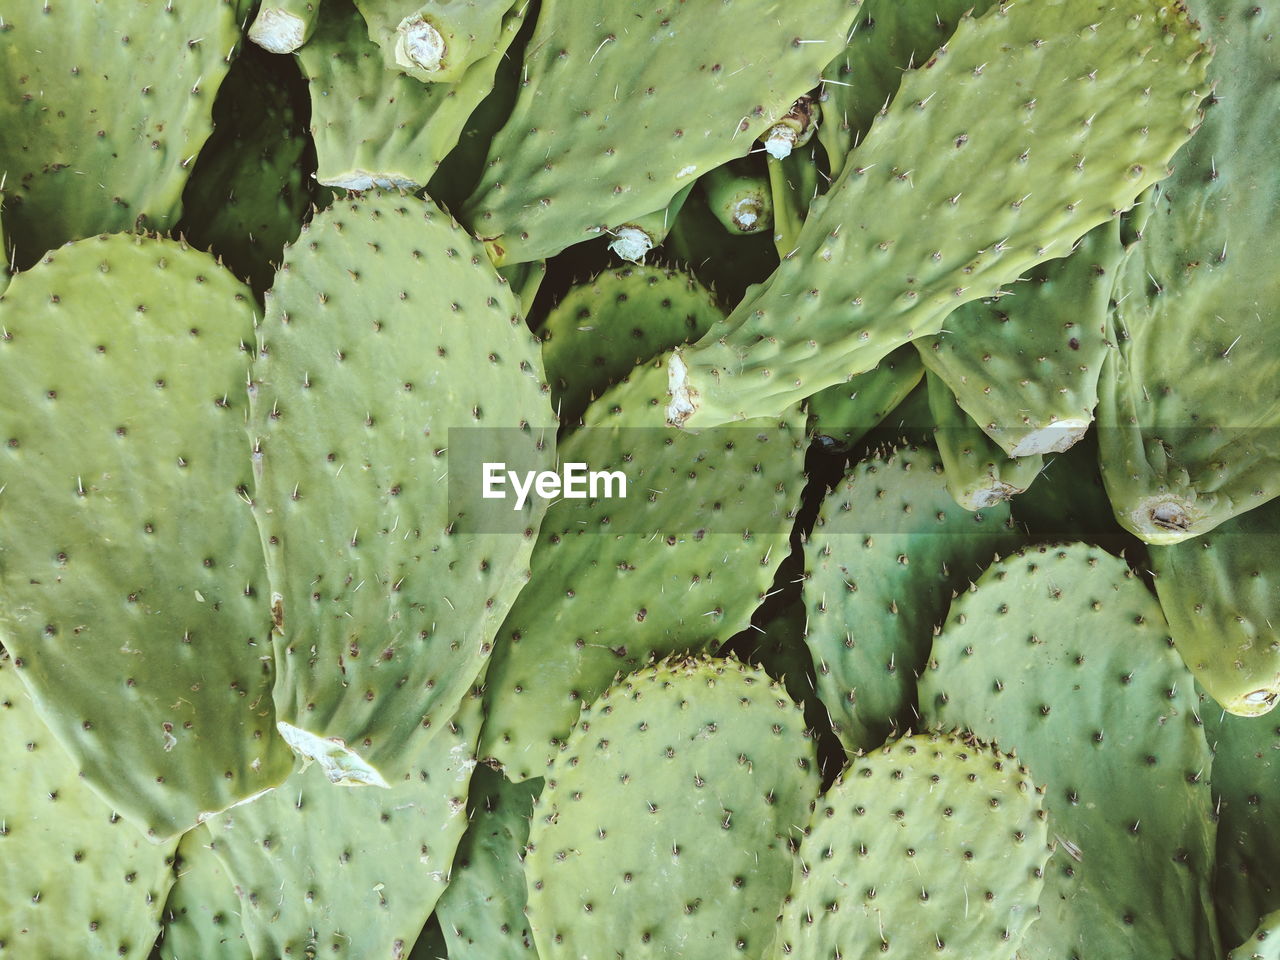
[1097,0,1280,544]
[774,731,1050,960]
[524,656,819,960]
[917,219,1126,457]
[478,366,806,781]
[1207,708,1280,951]
[0,234,296,839]
[203,688,482,959]
[158,829,250,960]
[927,371,1044,510]
[539,264,723,427]
[804,442,1018,753]
[817,0,996,174]
[434,766,542,959]
[1151,496,1280,716]
[920,543,1219,960]
[702,163,773,237]
[248,193,553,785]
[297,0,523,191]
[179,44,315,295]
[0,655,177,958]
[667,0,1209,429]
[806,345,923,450]
[462,0,861,264]
[1229,910,1280,960]
[0,0,243,269]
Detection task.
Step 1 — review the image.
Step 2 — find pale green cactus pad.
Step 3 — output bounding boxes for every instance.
[806,344,923,450]
[1205,703,1280,950]
[0,0,243,268]
[920,543,1220,960]
[200,689,483,959]
[818,0,997,173]
[0,234,297,840]
[774,731,1050,960]
[524,656,819,960]
[462,0,862,264]
[917,219,1127,458]
[539,263,723,427]
[926,371,1044,510]
[249,193,554,786]
[158,828,250,960]
[1151,495,1280,717]
[434,766,542,959]
[804,442,1019,753]
[1098,0,1280,543]
[0,655,178,959]
[297,0,523,191]
[667,0,1209,429]
[1228,910,1280,960]
[479,366,807,781]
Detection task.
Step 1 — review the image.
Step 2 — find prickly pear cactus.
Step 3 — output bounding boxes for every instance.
[0,0,243,268]
[1229,910,1280,960]
[1205,705,1280,951]
[248,193,554,785]
[539,264,723,427]
[917,218,1126,457]
[817,0,997,173]
[434,766,542,959]
[1097,0,1280,543]
[524,656,820,960]
[1151,496,1280,717]
[297,0,523,191]
[667,0,1209,428]
[806,345,923,449]
[199,689,483,959]
[920,543,1220,960]
[774,731,1050,960]
[804,442,1018,752]
[462,0,862,264]
[479,365,807,781]
[158,829,249,960]
[0,234,297,839]
[0,655,178,959]
[926,371,1044,510]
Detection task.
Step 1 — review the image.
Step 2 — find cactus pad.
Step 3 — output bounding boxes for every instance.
[524,656,819,959]
[0,234,296,839]
[774,731,1050,960]
[462,0,862,264]
[920,543,1219,960]
[667,0,1209,428]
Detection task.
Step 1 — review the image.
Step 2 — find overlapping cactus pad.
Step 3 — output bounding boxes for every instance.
[3,1,1280,957]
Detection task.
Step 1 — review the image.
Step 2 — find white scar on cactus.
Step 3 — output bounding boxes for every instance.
[608,226,655,263]
[763,124,797,160]
[277,721,390,788]
[248,8,308,54]
[1007,418,1091,457]
[320,171,421,192]
[397,15,446,74]
[666,349,696,426]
